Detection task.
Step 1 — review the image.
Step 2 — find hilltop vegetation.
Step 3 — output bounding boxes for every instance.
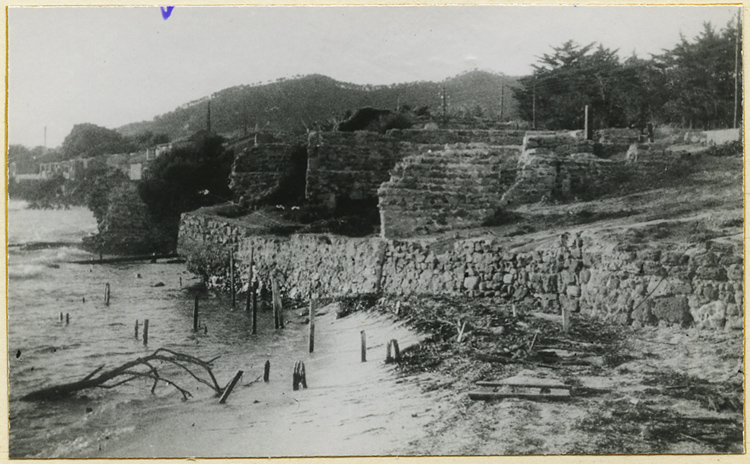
[117,71,520,141]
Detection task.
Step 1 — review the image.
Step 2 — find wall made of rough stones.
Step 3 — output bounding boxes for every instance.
[378,145,521,238]
[178,212,742,330]
[305,131,406,209]
[387,128,525,146]
[229,143,294,202]
[500,133,689,206]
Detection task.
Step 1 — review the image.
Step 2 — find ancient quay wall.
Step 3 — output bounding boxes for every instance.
[178,214,742,330]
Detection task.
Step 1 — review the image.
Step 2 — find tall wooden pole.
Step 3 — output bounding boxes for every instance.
[143,319,149,346]
[584,105,591,140]
[229,251,235,307]
[308,293,315,353]
[734,11,741,129]
[193,295,199,332]
[532,78,537,130]
[500,84,505,121]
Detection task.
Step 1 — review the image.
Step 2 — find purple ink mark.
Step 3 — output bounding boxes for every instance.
[160,6,175,20]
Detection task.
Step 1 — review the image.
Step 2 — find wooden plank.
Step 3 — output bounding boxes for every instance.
[469,390,571,401]
[476,381,570,389]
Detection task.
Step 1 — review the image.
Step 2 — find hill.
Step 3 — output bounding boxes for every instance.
[117,71,520,141]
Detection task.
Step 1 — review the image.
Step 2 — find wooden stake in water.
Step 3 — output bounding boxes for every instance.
[229,250,235,308]
[65,313,70,325]
[263,360,270,382]
[179,276,182,288]
[104,283,111,306]
[193,295,199,332]
[134,319,139,339]
[360,330,367,362]
[219,370,243,404]
[143,319,149,346]
[60,312,63,322]
[308,293,315,353]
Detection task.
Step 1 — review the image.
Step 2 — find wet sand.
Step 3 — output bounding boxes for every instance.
[95,306,439,458]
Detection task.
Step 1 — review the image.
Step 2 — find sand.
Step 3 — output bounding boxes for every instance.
[95,305,439,458]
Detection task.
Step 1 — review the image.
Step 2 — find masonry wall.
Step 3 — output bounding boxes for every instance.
[305,131,406,209]
[387,129,525,146]
[178,213,742,330]
[378,145,521,238]
[229,143,295,203]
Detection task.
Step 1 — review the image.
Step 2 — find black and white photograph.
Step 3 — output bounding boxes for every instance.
[6,4,745,458]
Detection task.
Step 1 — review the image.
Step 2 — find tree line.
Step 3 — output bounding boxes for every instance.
[513,18,742,131]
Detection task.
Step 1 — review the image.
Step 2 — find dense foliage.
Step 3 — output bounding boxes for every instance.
[514,19,741,130]
[138,135,234,241]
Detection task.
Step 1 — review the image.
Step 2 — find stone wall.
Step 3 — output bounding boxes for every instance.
[305,131,406,209]
[178,212,742,330]
[500,133,689,206]
[229,143,295,203]
[387,128,525,146]
[378,145,521,238]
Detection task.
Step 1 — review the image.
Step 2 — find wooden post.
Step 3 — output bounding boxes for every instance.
[251,248,255,314]
[251,248,257,334]
[143,319,149,346]
[60,312,63,322]
[193,295,199,332]
[386,339,400,363]
[219,370,244,404]
[104,283,110,306]
[134,319,139,339]
[229,251,235,308]
[360,330,367,362]
[65,313,69,325]
[308,293,315,353]
[293,361,307,391]
[263,360,270,382]
[584,105,592,141]
[272,277,283,329]
[179,276,182,288]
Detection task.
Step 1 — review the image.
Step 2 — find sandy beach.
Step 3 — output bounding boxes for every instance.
[92,305,438,458]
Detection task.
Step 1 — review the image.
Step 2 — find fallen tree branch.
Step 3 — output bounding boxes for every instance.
[21,348,223,401]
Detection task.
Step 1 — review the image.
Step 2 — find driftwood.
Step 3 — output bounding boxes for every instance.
[21,348,223,402]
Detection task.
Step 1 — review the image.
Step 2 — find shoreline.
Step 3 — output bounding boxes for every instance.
[89,306,439,458]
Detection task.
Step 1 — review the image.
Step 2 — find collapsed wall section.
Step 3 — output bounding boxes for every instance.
[378,145,521,238]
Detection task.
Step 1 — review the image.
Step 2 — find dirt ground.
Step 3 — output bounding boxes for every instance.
[353,295,743,455]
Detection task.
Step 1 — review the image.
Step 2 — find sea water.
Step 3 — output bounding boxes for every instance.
[7,200,302,458]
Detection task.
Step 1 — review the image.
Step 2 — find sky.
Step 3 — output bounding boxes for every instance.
[8,5,740,148]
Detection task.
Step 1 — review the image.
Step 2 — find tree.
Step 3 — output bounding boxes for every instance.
[138,135,234,242]
[60,123,134,160]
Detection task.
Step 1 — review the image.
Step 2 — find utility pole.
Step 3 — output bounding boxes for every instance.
[441,86,447,124]
[734,11,741,129]
[532,79,537,130]
[207,99,212,133]
[500,84,505,121]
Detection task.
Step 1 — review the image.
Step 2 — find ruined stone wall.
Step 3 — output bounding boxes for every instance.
[387,129,525,146]
[229,143,294,203]
[178,212,742,330]
[500,134,689,206]
[305,131,406,209]
[378,145,521,238]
